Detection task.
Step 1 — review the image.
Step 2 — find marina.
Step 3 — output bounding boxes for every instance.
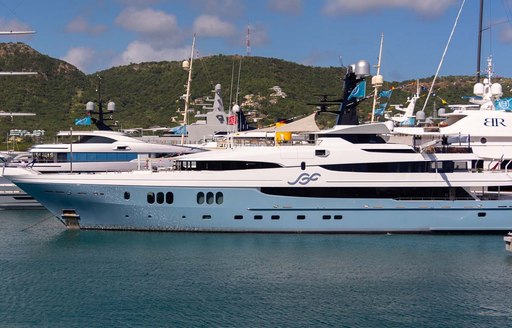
[1,209,512,327]
[2,1,512,327]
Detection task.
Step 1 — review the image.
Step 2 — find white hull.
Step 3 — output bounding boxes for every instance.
[10,167,512,232]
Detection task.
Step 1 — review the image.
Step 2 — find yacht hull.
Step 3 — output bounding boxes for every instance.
[14,181,512,233]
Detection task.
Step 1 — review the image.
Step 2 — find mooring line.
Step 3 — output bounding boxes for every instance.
[21,214,55,232]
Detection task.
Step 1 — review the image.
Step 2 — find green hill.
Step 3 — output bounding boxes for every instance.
[1,42,510,148]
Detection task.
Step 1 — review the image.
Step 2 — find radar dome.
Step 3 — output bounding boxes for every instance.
[232,104,240,113]
[438,108,446,116]
[86,101,96,112]
[372,75,383,87]
[416,110,426,121]
[474,83,484,96]
[107,101,116,112]
[491,83,503,97]
[354,60,370,78]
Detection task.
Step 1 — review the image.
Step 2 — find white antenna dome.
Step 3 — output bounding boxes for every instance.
[371,75,383,87]
[107,101,116,112]
[86,101,96,112]
[416,110,426,121]
[354,60,370,78]
[491,83,503,97]
[438,108,446,116]
[182,60,190,71]
[232,104,240,113]
[474,83,484,96]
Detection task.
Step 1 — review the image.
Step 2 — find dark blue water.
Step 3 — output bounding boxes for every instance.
[1,209,512,327]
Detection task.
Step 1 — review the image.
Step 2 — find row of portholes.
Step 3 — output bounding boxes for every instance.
[147,192,174,204]
[229,214,344,220]
[197,192,223,205]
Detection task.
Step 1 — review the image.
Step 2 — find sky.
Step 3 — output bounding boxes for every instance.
[0,0,511,82]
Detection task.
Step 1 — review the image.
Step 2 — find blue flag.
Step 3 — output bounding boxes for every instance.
[379,89,392,98]
[375,103,387,116]
[170,125,187,135]
[348,80,366,100]
[495,98,512,111]
[74,116,91,126]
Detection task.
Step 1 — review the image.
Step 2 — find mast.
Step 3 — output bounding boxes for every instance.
[476,0,484,82]
[371,33,384,123]
[181,34,196,145]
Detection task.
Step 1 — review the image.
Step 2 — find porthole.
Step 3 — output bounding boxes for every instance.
[334,215,343,220]
[323,215,331,220]
[301,162,306,170]
[206,192,214,204]
[297,215,305,220]
[124,192,130,200]
[147,192,155,204]
[254,215,263,220]
[215,192,223,204]
[156,192,164,204]
[271,215,280,220]
[234,215,243,220]
[166,192,174,204]
[197,192,205,204]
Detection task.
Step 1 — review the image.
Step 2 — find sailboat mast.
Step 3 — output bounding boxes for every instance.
[371,33,384,123]
[476,0,484,83]
[181,34,196,144]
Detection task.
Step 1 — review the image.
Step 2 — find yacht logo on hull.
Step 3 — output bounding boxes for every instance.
[484,118,506,127]
[288,173,321,185]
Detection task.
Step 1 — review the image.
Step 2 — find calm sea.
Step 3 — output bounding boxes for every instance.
[1,209,512,327]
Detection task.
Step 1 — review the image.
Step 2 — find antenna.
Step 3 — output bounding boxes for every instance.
[246,26,251,56]
[476,0,484,83]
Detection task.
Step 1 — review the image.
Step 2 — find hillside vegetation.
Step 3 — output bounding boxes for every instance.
[1,42,510,147]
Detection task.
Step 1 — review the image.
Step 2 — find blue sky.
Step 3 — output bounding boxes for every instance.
[0,0,511,81]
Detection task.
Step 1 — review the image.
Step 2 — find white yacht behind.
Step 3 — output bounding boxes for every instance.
[391,57,512,166]
[0,130,203,209]
[20,130,201,173]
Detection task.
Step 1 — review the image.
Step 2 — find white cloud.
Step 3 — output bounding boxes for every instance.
[323,0,457,17]
[65,17,107,35]
[189,0,244,17]
[117,0,162,6]
[115,7,179,35]
[112,40,190,66]
[61,47,96,72]
[268,0,302,15]
[193,15,236,37]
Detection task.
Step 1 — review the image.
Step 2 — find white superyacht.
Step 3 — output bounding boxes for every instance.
[6,60,512,232]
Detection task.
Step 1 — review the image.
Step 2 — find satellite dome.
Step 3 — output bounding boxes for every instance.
[416,110,426,121]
